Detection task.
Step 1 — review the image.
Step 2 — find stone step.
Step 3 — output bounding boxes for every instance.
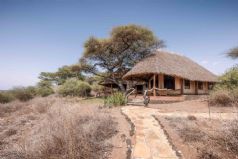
[129,99,144,102]
[127,102,145,106]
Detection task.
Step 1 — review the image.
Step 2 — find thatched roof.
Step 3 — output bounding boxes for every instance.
[123,50,218,82]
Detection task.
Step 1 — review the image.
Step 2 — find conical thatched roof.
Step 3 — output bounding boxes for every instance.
[123,50,218,82]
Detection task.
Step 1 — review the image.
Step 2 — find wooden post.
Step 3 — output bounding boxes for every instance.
[205,82,208,94]
[158,74,160,89]
[159,74,164,89]
[153,74,156,96]
[181,79,184,95]
[195,81,198,95]
[148,79,151,89]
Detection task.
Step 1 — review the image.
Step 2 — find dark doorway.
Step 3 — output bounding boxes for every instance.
[136,85,143,94]
[156,76,159,88]
[150,79,153,89]
[164,75,175,90]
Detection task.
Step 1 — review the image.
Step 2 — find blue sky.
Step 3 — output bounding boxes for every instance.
[0,0,238,90]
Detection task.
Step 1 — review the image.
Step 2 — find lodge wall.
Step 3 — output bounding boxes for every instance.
[126,74,211,96]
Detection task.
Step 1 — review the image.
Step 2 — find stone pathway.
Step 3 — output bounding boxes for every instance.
[122,106,178,159]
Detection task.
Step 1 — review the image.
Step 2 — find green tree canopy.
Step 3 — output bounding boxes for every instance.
[227,47,238,59]
[39,64,84,85]
[37,80,53,88]
[80,24,164,91]
[216,65,238,90]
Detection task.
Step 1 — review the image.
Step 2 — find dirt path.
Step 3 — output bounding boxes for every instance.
[122,106,178,159]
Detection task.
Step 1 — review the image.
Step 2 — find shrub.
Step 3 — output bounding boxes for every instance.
[216,65,238,90]
[58,79,91,97]
[37,87,54,97]
[104,92,126,107]
[209,90,233,106]
[11,87,37,102]
[91,83,103,97]
[210,65,238,106]
[187,115,197,120]
[37,81,54,97]
[0,92,15,104]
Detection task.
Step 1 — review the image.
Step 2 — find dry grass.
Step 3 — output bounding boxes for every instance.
[0,96,119,159]
[0,101,25,117]
[217,119,238,155]
[179,126,205,143]
[163,116,238,159]
[4,129,17,137]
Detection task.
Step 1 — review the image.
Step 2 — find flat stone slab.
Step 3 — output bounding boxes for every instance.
[122,106,178,159]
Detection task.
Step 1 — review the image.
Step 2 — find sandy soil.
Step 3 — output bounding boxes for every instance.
[149,99,238,113]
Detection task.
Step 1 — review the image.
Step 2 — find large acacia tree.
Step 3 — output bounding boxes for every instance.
[80,24,164,92]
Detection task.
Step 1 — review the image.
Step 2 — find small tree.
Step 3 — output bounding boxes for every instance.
[80,24,164,92]
[39,65,84,85]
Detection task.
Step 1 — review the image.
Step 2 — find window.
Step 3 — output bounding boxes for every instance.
[208,82,214,90]
[184,80,190,89]
[198,82,203,90]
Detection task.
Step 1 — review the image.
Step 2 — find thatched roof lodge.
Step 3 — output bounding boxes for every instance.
[123,50,218,96]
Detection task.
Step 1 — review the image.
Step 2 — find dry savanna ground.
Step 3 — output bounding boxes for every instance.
[1,95,238,159]
[0,96,132,159]
[152,100,238,159]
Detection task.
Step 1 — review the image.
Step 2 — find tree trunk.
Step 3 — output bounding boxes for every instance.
[110,77,126,93]
[118,81,126,92]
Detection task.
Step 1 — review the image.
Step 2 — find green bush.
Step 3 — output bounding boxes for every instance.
[209,65,238,106]
[58,79,91,97]
[216,65,238,90]
[11,87,37,102]
[104,92,126,107]
[91,83,103,97]
[91,83,103,92]
[0,92,15,104]
[37,81,54,97]
[37,87,54,97]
